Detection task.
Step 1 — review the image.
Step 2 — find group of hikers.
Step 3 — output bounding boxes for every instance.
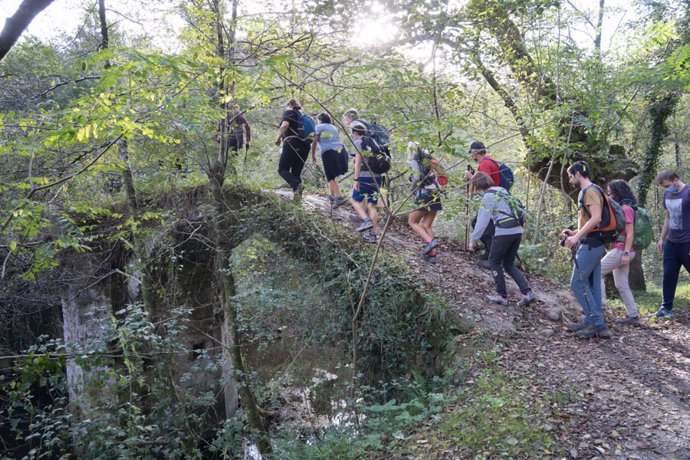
[247,98,689,339]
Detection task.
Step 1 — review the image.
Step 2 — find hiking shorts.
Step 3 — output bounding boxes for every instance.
[321,148,343,181]
[415,189,442,212]
[352,176,383,204]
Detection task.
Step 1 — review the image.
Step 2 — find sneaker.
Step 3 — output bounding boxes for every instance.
[566,321,587,333]
[576,324,611,339]
[421,253,437,264]
[422,239,439,255]
[487,294,508,306]
[518,291,537,307]
[332,196,348,208]
[654,307,675,319]
[355,219,373,232]
[476,258,491,269]
[362,231,378,243]
[616,315,640,325]
[326,195,335,203]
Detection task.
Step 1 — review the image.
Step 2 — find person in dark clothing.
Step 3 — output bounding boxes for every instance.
[275,98,310,200]
[228,106,251,153]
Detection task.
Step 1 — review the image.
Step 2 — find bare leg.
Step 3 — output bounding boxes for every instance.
[408,210,432,241]
[420,210,438,240]
[328,179,342,197]
[367,203,380,232]
[351,199,369,220]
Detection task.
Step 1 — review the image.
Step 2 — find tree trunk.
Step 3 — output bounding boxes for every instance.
[0,0,54,62]
[628,250,646,291]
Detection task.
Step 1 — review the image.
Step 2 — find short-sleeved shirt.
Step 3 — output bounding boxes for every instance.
[281,109,301,138]
[479,156,501,187]
[578,185,604,231]
[664,184,690,243]
[353,138,380,179]
[613,204,635,251]
[315,123,342,152]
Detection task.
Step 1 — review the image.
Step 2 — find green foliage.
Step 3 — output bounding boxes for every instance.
[1,304,229,459]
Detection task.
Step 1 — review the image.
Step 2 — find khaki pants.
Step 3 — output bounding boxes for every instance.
[600,248,639,318]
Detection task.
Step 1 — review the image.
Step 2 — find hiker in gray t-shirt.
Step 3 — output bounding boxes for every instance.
[311,113,347,207]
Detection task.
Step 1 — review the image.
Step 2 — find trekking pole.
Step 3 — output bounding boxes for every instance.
[464,165,474,250]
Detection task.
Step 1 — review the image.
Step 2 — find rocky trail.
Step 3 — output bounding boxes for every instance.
[279,190,690,459]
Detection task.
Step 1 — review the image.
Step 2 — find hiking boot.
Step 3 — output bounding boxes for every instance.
[566,321,587,333]
[654,307,675,319]
[422,239,439,255]
[616,315,640,325]
[576,324,611,339]
[518,291,537,307]
[362,230,378,243]
[487,294,508,306]
[476,258,491,269]
[293,183,304,201]
[332,196,348,208]
[355,219,373,232]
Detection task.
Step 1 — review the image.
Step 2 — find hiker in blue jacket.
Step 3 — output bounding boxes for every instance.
[469,172,536,307]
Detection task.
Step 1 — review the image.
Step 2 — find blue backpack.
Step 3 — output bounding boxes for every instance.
[297,113,316,143]
[483,157,514,191]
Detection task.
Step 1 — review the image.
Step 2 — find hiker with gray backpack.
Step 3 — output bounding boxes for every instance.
[468,171,536,307]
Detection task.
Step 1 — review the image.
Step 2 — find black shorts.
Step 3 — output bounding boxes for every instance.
[415,189,442,212]
[321,149,342,181]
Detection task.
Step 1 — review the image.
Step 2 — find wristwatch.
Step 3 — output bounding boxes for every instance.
[623,251,629,256]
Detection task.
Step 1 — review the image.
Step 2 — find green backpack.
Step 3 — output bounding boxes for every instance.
[631,204,653,250]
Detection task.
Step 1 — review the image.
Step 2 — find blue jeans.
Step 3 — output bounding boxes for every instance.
[662,240,690,309]
[570,242,606,327]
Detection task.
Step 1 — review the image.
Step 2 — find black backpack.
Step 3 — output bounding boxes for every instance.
[360,120,390,147]
[360,136,391,174]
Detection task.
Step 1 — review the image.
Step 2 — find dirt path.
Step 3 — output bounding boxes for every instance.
[282,191,690,459]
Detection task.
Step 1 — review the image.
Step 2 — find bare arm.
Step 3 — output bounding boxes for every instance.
[274,121,289,146]
[657,209,670,253]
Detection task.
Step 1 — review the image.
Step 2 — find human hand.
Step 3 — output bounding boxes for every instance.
[657,238,664,253]
[274,139,281,146]
[620,253,630,266]
[468,243,475,252]
[564,235,579,248]
[353,181,360,192]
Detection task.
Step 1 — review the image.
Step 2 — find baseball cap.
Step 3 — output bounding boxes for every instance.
[468,141,486,154]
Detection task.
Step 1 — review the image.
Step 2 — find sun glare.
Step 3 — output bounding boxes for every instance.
[351,16,398,48]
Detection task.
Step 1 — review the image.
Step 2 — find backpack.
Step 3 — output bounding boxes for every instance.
[360,136,391,174]
[486,189,526,228]
[630,204,654,250]
[297,112,315,143]
[580,184,626,242]
[416,149,448,188]
[360,120,390,146]
[482,158,514,191]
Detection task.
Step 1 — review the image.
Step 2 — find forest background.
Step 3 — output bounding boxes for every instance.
[1,0,689,458]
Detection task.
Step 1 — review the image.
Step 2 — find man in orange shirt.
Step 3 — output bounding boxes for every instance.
[465,141,500,267]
